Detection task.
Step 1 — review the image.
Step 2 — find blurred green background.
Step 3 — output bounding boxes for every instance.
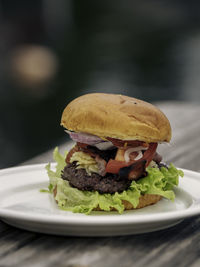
[0,0,200,168]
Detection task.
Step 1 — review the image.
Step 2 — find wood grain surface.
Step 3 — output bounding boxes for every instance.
[0,102,200,267]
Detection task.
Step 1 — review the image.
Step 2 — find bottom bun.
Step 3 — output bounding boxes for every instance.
[123,194,161,209]
[53,186,161,211]
[94,194,162,211]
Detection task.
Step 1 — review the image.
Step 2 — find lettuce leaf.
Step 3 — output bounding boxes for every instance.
[45,148,184,215]
[45,147,67,192]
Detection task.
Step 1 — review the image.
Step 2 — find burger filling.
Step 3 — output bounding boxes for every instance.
[62,134,164,193]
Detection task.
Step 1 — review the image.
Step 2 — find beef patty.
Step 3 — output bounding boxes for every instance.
[62,163,131,194]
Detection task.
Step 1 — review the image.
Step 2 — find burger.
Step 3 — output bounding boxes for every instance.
[46,93,184,214]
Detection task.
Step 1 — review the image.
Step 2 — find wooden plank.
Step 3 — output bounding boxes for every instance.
[0,219,199,267]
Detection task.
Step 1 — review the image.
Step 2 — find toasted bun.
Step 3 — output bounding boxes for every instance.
[94,194,162,211]
[53,186,161,211]
[122,194,162,210]
[61,93,171,143]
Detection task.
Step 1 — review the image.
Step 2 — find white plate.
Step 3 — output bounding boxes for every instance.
[0,164,200,236]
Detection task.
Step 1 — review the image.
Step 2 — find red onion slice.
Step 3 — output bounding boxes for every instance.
[124,146,148,162]
[65,130,103,145]
[134,151,143,161]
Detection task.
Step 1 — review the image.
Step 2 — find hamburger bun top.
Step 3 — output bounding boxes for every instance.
[61,93,171,143]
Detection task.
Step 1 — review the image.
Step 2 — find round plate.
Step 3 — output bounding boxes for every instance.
[0,164,199,236]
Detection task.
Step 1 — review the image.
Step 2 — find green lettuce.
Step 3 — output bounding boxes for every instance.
[45,148,184,215]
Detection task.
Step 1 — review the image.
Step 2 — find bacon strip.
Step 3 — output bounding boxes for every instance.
[119,160,147,180]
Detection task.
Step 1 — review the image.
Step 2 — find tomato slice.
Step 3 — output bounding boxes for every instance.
[105,160,131,174]
[105,143,158,174]
[143,143,158,166]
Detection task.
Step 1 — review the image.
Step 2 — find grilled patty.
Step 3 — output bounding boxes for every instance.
[61,163,131,194]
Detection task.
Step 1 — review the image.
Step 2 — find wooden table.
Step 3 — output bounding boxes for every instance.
[0,102,200,267]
